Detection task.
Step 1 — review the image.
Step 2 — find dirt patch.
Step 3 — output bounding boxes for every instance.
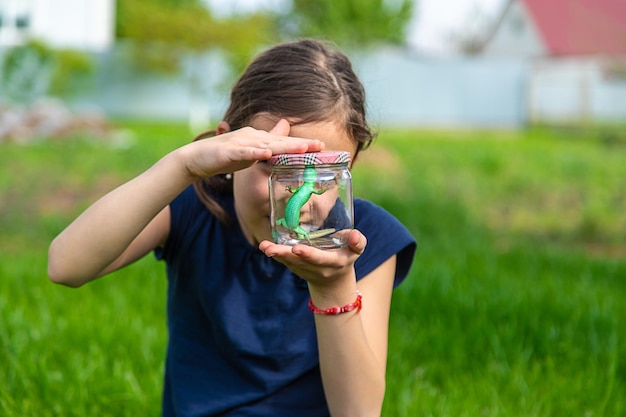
[583,243,626,260]
[0,99,113,144]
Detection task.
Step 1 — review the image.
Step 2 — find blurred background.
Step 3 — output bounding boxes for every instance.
[1,1,625,416]
[1,0,625,135]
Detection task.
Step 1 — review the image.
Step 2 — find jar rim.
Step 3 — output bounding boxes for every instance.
[269,151,351,167]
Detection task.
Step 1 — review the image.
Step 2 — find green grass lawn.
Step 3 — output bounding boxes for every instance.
[1,121,624,416]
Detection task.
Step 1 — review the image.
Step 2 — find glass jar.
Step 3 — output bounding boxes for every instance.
[269,151,353,249]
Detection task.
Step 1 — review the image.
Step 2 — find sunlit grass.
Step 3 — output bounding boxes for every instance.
[0,121,624,416]
[355,126,625,416]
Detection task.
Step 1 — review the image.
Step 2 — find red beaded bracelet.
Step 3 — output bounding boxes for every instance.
[308,291,363,315]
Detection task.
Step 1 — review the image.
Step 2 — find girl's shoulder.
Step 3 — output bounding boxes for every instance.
[354,198,413,242]
[158,186,234,262]
[353,198,417,286]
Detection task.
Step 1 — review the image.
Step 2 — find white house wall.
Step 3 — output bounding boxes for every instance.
[529,58,626,123]
[354,48,529,128]
[0,0,114,51]
[31,0,114,51]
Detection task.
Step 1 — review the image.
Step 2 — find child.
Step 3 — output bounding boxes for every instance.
[48,39,416,417]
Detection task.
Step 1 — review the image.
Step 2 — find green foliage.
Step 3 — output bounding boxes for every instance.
[115,0,276,74]
[0,39,94,103]
[0,40,54,104]
[48,49,95,97]
[1,122,624,416]
[284,0,414,47]
[114,0,416,75]
[116,0,216,54]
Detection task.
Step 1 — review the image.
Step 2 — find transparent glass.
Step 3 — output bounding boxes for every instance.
[269,163,353,249]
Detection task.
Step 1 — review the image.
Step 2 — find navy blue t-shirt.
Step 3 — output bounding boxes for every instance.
[156,186,416,417]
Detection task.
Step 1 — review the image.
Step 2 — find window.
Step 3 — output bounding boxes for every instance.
[0,0,33,45]
[15,14,29,29]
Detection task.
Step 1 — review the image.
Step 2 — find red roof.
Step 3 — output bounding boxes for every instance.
[524,0,626,55]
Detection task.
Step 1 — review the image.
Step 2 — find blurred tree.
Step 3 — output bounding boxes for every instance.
[114,0,416,129]
[116,0,277,130]
[282,0,415,47]
[0,39,94,105]
[0,40,53,104]
[116,0,276,74]
[49,49,95,97]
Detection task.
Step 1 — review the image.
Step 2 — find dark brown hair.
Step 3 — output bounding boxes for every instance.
[193,39,376,223]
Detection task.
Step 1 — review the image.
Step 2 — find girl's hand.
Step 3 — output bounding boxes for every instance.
[178,119,324,179]
[258,229,367,292]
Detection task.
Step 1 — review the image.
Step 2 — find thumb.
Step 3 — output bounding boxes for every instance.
[269,119,291,136]
[348,229,367,255]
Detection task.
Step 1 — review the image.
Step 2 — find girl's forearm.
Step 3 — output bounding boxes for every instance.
[315,313,386,416]
[48,150,193,286]
[309,278,386,417]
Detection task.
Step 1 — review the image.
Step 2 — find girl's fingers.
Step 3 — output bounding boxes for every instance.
[259,230,367,261]
[266,140,323,156]
[184,120,325,178]
[263,119,324,155]
[222,124,323,163]
[259,240,361,286]
[246,147,273,161]
[259,240,321,259]
[236,138,322,166]
[259,235,365,268]
[260,136,324,156]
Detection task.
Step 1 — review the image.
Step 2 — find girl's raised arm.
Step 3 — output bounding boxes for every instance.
[48,120,323,287]
[47,150,190,287]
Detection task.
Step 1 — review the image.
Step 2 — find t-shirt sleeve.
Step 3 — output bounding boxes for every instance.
[353,199,417,288]
[154,186,204,262]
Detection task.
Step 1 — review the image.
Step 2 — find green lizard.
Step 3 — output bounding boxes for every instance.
[276,165,334,242]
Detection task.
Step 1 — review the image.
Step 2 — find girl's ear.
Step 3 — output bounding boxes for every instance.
[217,121,231,135]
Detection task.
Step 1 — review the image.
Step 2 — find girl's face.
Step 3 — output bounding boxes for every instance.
[232,114,357,246]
